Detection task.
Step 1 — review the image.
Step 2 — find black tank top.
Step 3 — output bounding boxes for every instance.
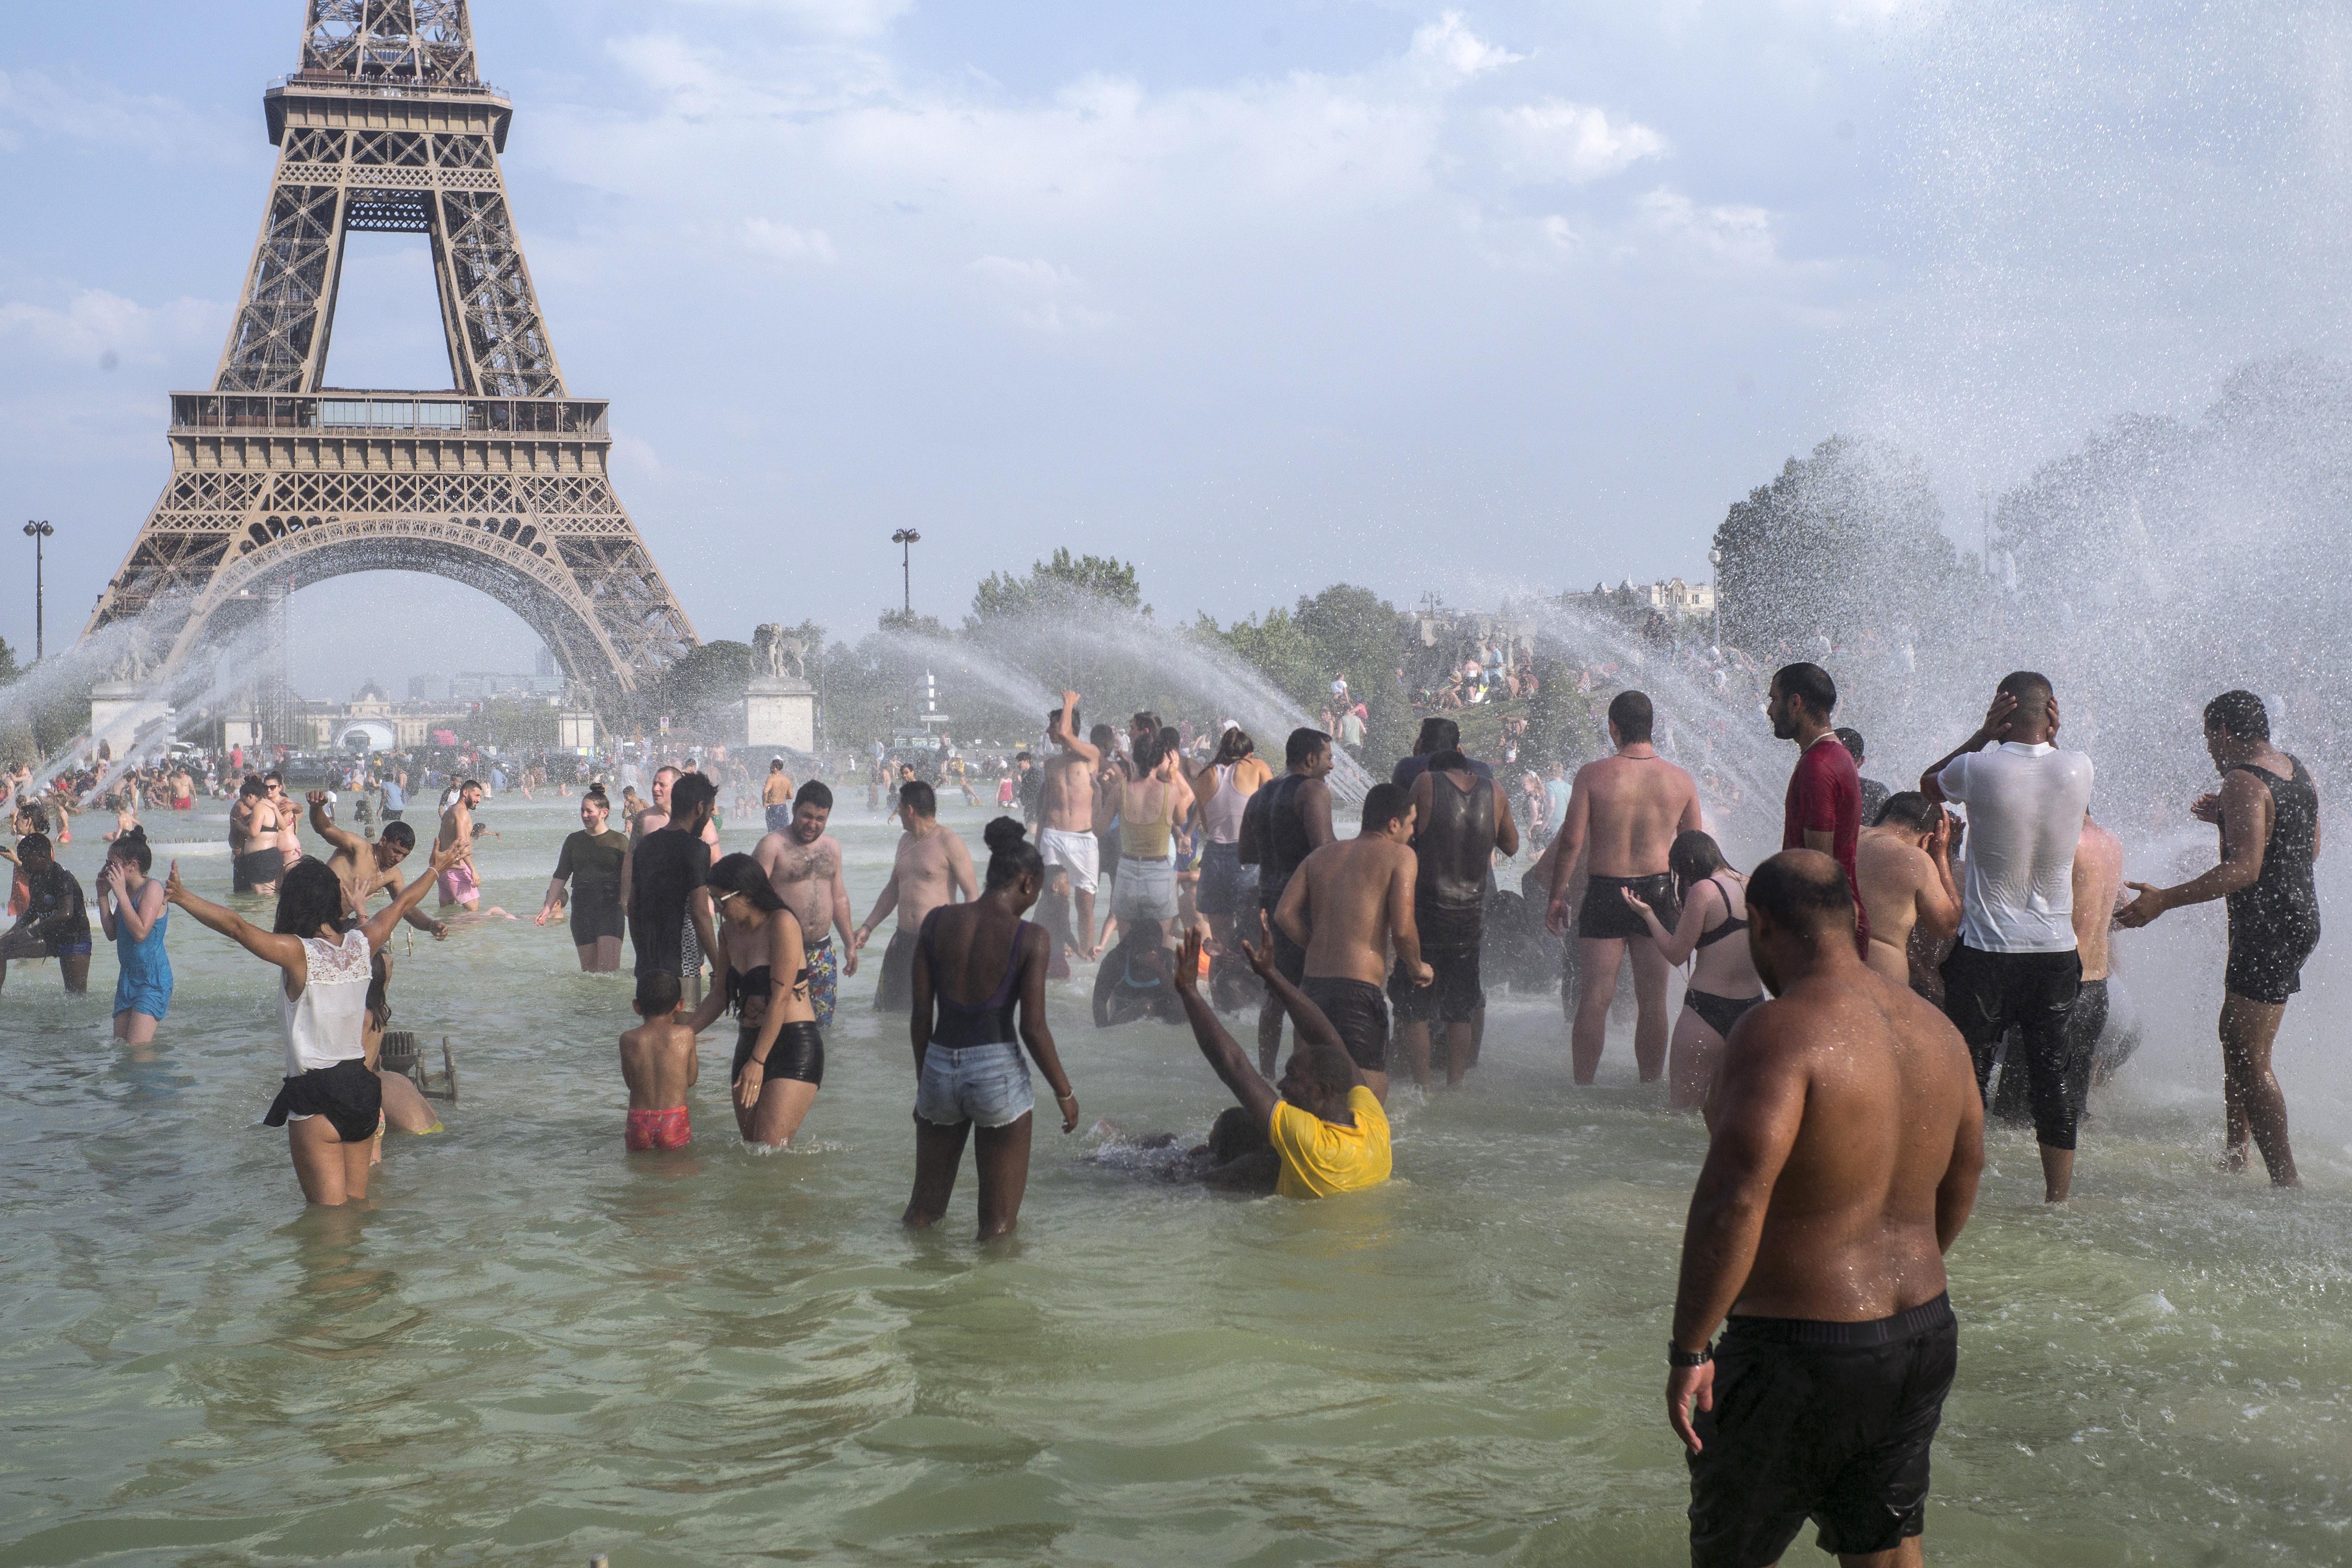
[1261,773,1317,903]
[1416,769,1494,910]
[923,908,1029,1048]
[2223,758,2320,933]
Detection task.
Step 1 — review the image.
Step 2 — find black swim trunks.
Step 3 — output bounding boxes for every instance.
[568,884,625,946]
[234,848,285,892]
[734,1018,826,1087]
[1391,901,1485,1024]
[1941,942,2082,1150]
[264,1059,383,1144]
[1688,1293,1958,1568]
[1260,902,1309,987]
[873,927,919,1013]
[1300,974,1389,1074]
[1579,872,1677,941]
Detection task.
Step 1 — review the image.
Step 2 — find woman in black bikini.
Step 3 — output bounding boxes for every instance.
[684,853,822,1149]
[904,819,1080,1241]
[1624,830,1765,1111]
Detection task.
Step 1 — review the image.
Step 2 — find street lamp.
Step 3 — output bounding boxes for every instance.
[22,520,54,661]
[890,528,921,618]
[1706,546,1723,651]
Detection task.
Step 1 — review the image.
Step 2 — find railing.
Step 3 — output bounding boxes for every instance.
[171,392,608,437]
[269,72,507,99]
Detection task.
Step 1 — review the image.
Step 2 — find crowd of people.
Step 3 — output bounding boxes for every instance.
[2,656,2323,1566]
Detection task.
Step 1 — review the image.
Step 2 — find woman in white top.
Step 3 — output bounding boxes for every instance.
[166,840,457,1205]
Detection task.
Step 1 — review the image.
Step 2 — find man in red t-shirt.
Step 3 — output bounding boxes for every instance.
[1770,663,1867,956]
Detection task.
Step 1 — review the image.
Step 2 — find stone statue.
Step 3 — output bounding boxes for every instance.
[752,623,808,685]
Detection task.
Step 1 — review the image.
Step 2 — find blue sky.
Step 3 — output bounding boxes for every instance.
[4,0,2345,698]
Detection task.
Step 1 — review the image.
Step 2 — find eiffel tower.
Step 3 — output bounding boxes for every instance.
[85,0,697,711]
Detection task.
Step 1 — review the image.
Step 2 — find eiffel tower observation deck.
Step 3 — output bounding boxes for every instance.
[85,0,698,710]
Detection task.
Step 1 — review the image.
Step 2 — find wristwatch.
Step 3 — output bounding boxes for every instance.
[1668,1342,1713,1368]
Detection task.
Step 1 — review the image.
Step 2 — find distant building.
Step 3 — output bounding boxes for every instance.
[1568,576,1716,619]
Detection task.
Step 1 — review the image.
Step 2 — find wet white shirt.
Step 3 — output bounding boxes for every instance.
[1937,741,2095,953]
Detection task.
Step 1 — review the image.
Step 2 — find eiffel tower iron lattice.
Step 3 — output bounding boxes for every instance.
[84,0,698,709]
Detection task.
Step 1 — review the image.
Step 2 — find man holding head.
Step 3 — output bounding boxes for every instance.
[1539,690,1702,1085]
[1920,671,2096,1202]
[1668,849,1983,1568]
[854,778,977,1015]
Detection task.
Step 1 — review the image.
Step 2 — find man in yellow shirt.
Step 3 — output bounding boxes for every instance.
[1173,919,1392,1198]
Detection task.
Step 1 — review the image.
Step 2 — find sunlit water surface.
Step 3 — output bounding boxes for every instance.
[2,794,2347,1566]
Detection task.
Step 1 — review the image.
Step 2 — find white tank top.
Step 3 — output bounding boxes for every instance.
[281,929,372,1075]
[1203,764,1250,844]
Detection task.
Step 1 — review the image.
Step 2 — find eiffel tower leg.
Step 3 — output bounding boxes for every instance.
[216,181,350,393]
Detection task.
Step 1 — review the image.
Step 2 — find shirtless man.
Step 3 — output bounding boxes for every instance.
[1038,692,1103,961]
[307,792,447,940]
[1539,690,1702,1084]
[1854,792,1961,991]
[434,778,486,910]
[1668,850,1983,1568]
[854,779,977,1015]
[753,779,858,1028]
[761,758,797,837]
[1273,783,1426,1103]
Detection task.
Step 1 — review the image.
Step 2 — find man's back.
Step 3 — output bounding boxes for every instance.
[1937,743,2094,952]
[2071,816,2124,980]
[1296,836,1413,986]
[1574,753,1697,876]
[1723,968,1978,1320]
[1856,828,1935,982]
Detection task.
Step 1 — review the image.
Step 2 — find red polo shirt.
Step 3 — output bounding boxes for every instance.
[1785,734,1868,953]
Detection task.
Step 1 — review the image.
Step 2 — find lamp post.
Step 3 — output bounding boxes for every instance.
[23,520,54,661]
[1706,546,1722,651]
[890,529,921,618]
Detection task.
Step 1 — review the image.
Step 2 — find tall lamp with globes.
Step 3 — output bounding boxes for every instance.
[23,519,54,662]
[891,528,921,617]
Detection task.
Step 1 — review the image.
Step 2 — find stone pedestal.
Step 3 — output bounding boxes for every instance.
[88,681,175,759]
[744,678,815,753]
[558,711,597,752]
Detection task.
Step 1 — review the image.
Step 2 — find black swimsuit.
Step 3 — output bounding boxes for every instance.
[2221,758,2322,1005]
[728,921,825,1087]
[1684,876,1765,1038]
[925,907,1029,1047]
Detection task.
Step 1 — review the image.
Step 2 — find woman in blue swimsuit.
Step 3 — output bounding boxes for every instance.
[97,828,170,1046]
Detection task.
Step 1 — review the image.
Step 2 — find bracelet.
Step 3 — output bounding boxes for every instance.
[1055,1090,1077,1103]
[1668,1342,1713,1368]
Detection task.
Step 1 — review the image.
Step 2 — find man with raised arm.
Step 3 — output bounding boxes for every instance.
[306,791,447,940]
[1038,691,1104,962]
[1668,850,1984,1568]
[753,779,858,1028]
[1538,690,1702,1084]
[1172,919,1392,1199]
[1274,782,1426,1104]
[854,779,977,1016]
[1920,671,2096,1202]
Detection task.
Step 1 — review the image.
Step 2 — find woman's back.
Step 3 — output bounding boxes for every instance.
[1689,874,1763,998]
[281,929,371,1075]
[924,904,1028,1047]
[1120,777,1175,859]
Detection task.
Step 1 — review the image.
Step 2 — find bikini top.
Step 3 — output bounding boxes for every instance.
[726,965,773,1014]
[924,908,1029,1048]
[1692,875,1749,949]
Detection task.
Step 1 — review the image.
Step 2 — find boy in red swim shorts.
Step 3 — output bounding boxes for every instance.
[620,970,698,1152]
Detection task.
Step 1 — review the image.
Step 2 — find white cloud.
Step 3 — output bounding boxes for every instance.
[0,69,239,162]
[669,0,912,40]
[1408,12,1524,79]
[968,256,1109,334]
[745,218,838,262]
[1490,99,1667,185]
[1635,188,1778,266]
[0,289,221,366]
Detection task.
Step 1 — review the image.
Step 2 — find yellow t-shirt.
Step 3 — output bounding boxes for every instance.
[1268,1087,1392,1199]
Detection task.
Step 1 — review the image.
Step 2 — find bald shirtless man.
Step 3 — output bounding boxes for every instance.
[1854,792,1961,992]
[1038,691,1103,962]
[854,778,977,1015]
[753,779,857,1027]
[1668,850,1983,1568]
[1273,783,1426,1104]
[1540,690,1702,1083]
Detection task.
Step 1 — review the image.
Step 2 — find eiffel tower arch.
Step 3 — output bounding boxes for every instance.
[84,0,697,710]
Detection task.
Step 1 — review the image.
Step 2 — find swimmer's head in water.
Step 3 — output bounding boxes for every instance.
[1768,663,1837,737]
[1286,728,1332,773]
[634,969,683,1018]
[273,858,345,940]
[897,779,936,821]
[1745,849,1856,994]
[1667,830,1727,896]
[982,817,1046,899]
[1608,690,1654,746]
[1360,782,1411,838]
[2204,688,2269,748]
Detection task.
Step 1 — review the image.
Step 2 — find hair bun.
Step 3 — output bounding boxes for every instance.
[982,816,1029,854]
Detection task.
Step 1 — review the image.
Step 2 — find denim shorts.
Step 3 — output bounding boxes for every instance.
[916,1041,1036,1129]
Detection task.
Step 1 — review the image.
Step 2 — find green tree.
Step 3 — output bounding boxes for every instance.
[969,548,1146,626]
[655,639,754,733]
[1519,656,1597,768]
[1294,583,1412,771]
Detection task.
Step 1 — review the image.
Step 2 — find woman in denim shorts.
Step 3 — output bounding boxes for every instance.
[903,818,1082,1241]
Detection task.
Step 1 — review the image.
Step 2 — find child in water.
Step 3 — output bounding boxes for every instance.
[619,970,698,1152]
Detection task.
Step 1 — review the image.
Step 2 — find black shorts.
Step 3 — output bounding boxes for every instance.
[2225,908,2320,1006]
[234,849,284,892]
[382,810,403,824]
[1579,872,1677,941]
[569,886,624,945]
[264,1059,383,1144]
[1941,942,2083,1150]
[1300,975,1389,1074]
[734,1019,825,1087]
[630,906,685,978]
[1392,901,1485,1024]
[1689,1295,1957,1568]
[874,927,919,1013]
[1261,902,1308,987]
[1197,841,1250,916]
